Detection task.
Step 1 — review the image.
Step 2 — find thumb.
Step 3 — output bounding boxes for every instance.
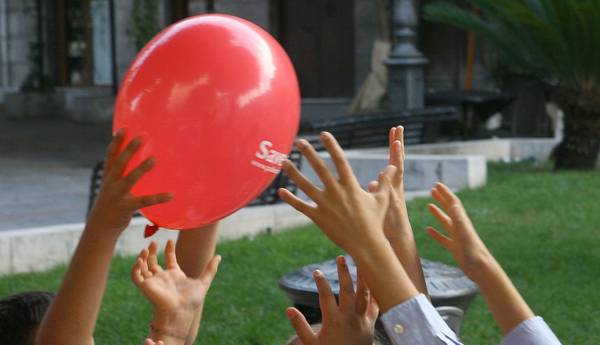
[367,180,379,193]
[375,165,396,204]
[285,307,318,345]
[199,255,222,286]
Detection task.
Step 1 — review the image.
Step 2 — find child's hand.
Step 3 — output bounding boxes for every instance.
[427,182,494,281]
[368,127,428,296]
[278,132,396,257]
[285,256,379,345]
[368,126,410,240]
[87,129,172,236]
[132,240,221,343]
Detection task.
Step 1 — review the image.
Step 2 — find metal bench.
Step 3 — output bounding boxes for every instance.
[86,149,302,217]
[426,90,515,139]
[305,106,458,150]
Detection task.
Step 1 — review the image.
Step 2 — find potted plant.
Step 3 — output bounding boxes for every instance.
[424,0,600,170]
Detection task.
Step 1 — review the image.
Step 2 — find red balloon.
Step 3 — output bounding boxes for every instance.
[113,14,300,230]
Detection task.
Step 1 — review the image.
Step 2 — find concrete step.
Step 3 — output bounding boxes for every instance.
[299,149,487,194]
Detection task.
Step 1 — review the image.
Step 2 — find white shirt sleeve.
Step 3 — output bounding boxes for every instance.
[380,294,463,345]
[501,316,562,345]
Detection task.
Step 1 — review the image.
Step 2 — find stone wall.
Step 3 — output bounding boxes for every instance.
[0,0,39,100]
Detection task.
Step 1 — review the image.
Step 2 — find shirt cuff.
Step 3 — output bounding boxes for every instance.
[380,294,462,345]
[501,316,562,345]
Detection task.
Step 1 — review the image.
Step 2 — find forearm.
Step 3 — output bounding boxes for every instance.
[37,224,119,345]
[175,223,219,344]
[474,257,534,335]
[176,223,219,278]
[388,234,428,298]
[352,235,419,313]
[386,192,429,298]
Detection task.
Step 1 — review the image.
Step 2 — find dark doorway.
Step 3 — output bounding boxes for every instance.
[276,0,355,98]
[54,0,113,86]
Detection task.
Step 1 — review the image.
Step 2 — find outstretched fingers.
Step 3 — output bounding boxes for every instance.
[138,248,152,279]
[426,226,454,252]
[431,183,474,233]
[281,159,321,201]
[131,257,145,285]
[319,132,358,186]
[132,192,173,210]
[108,136,143,179]
[104,128,125,171]
[123,157,156,192]
[285,307,317,345]
[296,138,337,187]
[354,269,369,315]
[374,165,397,204]
[433,183,461,209]
[336,256,355,313]
[313,270,337,318]
[164,239,179,270]
[278,188,316,218]
[427,203,453,232]
[147,241,163,274]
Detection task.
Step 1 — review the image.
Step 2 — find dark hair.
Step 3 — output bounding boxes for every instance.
[0,291,55,345]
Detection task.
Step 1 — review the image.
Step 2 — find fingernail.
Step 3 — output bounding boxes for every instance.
[338,256,346,265]
[296,139,307,148]
[320,131,332,140]
[313,269,323,278]
[285,308,295,318]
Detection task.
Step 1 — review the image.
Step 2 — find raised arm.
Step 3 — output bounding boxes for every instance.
[37,130,172,345]
[175,223,219,344]
[427,183,547,337]
[279,133,462,345]
[278,132,419,312]
[368,126,428,297]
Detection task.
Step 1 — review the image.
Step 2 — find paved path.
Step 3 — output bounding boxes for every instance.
[0,102,349,231]
[0,117,111,230]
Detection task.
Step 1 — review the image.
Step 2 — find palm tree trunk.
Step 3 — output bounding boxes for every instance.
[552,95,600,170]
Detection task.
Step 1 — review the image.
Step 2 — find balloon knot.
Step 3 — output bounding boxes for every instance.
[144,224,160,238]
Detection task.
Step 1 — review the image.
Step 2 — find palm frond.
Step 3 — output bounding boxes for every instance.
[423,0,600,96]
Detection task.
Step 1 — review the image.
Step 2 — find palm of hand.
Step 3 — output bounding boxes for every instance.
[318,310,377,345]
[317,189,389,248]
[286,257,379,345]
[139,268,206,312]
[90,191,137,232]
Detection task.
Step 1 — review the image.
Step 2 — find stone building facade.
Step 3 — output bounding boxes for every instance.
[0,0,493,123]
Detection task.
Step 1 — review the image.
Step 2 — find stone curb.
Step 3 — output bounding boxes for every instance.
[0,190,435,276]
[0,203,310,276]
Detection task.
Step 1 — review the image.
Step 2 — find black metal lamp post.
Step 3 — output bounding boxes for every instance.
[206,0,215,13]
[384,0,428,111]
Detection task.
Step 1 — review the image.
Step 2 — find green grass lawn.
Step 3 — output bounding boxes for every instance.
[1,163,599,344]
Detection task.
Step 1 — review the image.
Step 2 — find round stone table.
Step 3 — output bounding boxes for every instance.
[279,255,479,330]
